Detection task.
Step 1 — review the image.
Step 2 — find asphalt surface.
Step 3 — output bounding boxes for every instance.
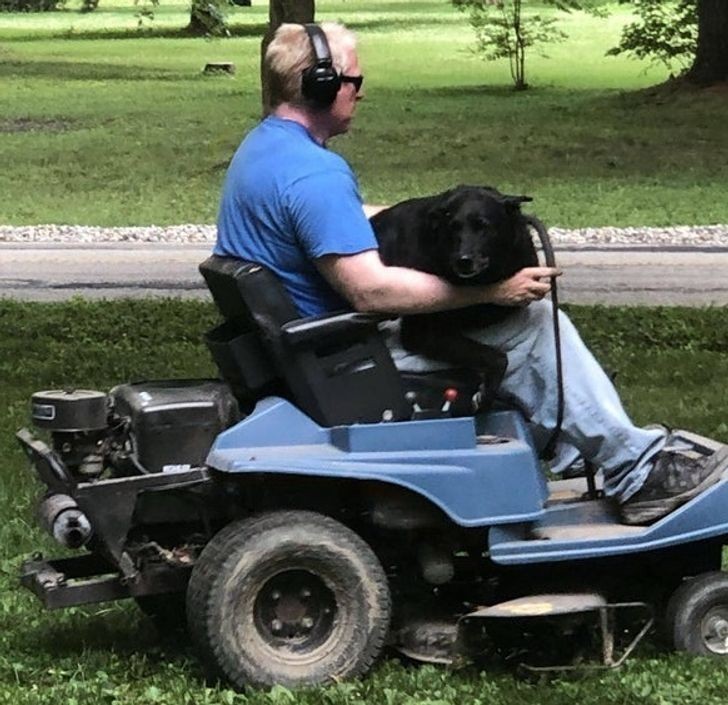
[1,242,728,306]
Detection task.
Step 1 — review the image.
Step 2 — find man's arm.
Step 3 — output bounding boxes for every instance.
[316,250,559,315]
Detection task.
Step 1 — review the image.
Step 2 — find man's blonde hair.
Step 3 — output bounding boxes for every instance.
[265,22,358,109]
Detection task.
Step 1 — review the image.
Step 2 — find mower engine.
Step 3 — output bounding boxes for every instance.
[31,389,109,478]
[30,380,238,481]
[23,380,239,550]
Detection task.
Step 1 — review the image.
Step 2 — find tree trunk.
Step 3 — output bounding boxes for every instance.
[686,0,728,85]
[187,0,228,37]
[187,5,208,37]
[260,0,316,115]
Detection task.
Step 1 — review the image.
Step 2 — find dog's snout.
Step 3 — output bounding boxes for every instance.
[454,255,477,277]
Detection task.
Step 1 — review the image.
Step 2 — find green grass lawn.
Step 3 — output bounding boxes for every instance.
[2,299,728,704]
[2,0,728,227]
[3,3,728,700]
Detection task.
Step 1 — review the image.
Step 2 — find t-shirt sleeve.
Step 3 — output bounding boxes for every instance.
[285,166,378,259]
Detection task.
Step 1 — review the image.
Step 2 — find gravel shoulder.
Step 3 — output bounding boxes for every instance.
[1,223,728,248]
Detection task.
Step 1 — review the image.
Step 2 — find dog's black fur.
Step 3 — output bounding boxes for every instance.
[369,185,538,395]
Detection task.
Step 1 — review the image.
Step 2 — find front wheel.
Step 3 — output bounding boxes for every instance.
[666,571,728,656]
[186,510,391,689]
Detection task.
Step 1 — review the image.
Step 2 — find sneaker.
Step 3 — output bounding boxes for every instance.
[621,445,728,525]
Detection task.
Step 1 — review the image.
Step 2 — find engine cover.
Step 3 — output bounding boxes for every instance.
[110,379,239,473]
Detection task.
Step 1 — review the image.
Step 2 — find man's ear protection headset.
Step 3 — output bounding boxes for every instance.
[301,23,341,108]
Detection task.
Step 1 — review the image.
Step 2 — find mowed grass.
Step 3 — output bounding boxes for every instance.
[2,0,728,227]
[2,299,728,704]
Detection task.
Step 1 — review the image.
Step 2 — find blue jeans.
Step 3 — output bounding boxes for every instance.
[383,301,665,502]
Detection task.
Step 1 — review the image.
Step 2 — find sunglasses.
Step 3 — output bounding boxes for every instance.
[340,74,364,93]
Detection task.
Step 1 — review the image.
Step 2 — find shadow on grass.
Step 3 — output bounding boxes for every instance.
[0,59,199,82]
[334,17,462,32]
[17,604,192,659]
[1,22,268,42]
[418,84,540,99]
[2,16,461,42]
[0,116,80,133]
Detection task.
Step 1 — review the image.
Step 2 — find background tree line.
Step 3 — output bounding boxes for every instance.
[1,0,726,93]
[451,0,727,89]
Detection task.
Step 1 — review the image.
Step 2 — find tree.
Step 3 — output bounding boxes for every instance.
[187,0,230,37]
[260,0,315,114]
[452,0,601,90]
[611,1,728,86]
[687,0,728,85]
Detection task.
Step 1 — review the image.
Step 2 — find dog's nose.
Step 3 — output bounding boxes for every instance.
[455,256,476,276]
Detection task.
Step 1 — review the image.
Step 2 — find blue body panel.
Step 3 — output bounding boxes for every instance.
[489,476,728,565]
[207,397,728,564]
[207,397,549,527]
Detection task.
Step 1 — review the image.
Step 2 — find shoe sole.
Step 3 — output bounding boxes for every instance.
[621,444,728,525]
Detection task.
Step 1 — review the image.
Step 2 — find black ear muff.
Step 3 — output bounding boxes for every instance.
[301,24,341,108]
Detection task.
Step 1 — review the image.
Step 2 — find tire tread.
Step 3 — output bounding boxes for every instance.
[186,510,391,688]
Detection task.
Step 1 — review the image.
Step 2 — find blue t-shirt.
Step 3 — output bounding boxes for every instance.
[214,116,378,317]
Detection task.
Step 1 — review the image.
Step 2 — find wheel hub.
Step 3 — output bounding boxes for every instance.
[701,607,728,654]
[254,569,336,651]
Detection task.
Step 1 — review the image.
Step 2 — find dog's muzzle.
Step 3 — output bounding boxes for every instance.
[453,255,488,279]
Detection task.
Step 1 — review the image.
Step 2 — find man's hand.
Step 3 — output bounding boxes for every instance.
[486,267,562,307]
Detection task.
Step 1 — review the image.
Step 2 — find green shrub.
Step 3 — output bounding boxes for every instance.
[0,0,64,11]
[608,0,697,72]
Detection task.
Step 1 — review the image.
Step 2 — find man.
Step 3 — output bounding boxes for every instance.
[214,22,727,524]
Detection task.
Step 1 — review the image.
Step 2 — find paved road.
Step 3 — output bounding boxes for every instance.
[2,242,728,306]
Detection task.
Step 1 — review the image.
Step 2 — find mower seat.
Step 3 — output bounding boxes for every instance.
[199,256,480,427]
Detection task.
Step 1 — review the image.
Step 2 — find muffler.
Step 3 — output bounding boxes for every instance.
[38,494,92,549]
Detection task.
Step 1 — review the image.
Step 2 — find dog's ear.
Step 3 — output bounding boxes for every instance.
[426,201,452,232]
[427,189,462,231]
[502,194,533,210]
[476,185,502,198]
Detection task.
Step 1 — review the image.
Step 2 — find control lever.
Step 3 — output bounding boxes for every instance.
[405,391,422,415]
[406,389,459,420]
[441,388,458,414]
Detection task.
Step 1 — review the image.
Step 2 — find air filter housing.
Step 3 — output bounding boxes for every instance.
[31,389,108,432]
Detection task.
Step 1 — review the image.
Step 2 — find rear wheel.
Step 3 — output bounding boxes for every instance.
[666,572,728,656]
[186,510,391,689]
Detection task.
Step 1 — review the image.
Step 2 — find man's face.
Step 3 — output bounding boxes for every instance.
[328,47,363,137]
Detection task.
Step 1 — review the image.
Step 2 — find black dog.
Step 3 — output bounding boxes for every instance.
[369,185,538,396]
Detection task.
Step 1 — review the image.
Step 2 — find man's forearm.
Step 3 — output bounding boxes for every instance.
[317,250,558,314]
[346,265,495,314]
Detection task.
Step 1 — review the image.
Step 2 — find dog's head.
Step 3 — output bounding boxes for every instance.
[427,185,534,283]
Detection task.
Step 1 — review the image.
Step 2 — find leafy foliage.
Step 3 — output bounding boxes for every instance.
[80,0,99,13]
[608,0,698,72]
[451,0,604,89]
[0,0,63,12]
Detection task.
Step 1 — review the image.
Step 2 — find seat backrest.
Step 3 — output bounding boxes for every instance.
[199,258,283,405]
[199,255,410,426]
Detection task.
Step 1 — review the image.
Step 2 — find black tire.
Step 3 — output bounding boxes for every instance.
[186,510,391,689]
[666,571,728,656]
[135,592,187,634]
